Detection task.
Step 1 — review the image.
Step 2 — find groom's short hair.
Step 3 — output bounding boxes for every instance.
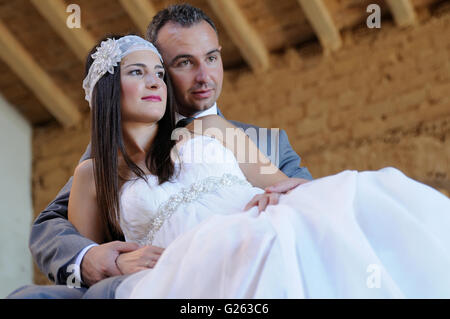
[146,3,218,45]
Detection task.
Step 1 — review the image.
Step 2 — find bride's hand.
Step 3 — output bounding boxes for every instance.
[244,192,282,213]
[115,245,164,275]
[264,177,310,194]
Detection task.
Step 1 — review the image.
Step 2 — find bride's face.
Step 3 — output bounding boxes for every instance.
[120,50,167,124]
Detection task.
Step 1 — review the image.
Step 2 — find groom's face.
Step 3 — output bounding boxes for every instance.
[156,20,223,117]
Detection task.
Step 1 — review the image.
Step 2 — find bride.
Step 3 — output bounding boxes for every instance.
[68,34,450,299]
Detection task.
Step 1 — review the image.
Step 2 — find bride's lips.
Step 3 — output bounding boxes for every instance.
[191,89,213,99]
[142,95,162,102]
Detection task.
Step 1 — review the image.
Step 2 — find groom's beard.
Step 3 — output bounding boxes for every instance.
[182,83,218,114]
[190,82,216,91]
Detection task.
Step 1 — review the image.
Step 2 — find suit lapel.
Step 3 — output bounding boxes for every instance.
[217,107,225,118]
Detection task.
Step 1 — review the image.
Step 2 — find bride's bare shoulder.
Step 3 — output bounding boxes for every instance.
[189,114,233,129]
[172,129,198,150]
[75,158,94,175]
[73,159,95,190]
[184,115,238,142]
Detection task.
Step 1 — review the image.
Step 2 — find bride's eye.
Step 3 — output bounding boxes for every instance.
[129,69,143,76]
[156,71,165,79]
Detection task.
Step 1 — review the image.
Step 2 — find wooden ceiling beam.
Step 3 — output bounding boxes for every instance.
[386,0,416,27]
[0,21,82,127]
[297,0,342,52]
[118,0,157,36]
[30,0,96,62]
[207,0,269,72]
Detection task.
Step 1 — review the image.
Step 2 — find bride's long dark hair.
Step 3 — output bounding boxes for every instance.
[86,35,177,241]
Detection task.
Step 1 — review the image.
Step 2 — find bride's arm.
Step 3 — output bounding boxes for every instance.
[185,115,290,189]
[68,159,106,243]
[68,160,165,275]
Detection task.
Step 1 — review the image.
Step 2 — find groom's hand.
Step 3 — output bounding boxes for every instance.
[264,177,310,194]
[81,241,139,286]
[116,245,165,275]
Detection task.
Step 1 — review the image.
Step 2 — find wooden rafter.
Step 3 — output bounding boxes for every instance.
[118,0,157,36]
[30,0,96,62]
[0,21,82,127]
[297,0,342,52]
[386,0,416,27]
[207,0,269,72]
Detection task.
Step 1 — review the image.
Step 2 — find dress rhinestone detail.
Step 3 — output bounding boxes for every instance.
[139,174,251,246]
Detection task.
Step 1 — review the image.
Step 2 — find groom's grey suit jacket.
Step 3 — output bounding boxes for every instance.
[29,110,312,287]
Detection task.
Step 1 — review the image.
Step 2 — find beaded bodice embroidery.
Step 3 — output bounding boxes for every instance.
[119,135,256,247]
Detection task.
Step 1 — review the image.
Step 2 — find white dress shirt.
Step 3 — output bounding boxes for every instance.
[175,103,218,124]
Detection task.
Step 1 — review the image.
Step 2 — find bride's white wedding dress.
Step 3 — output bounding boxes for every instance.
[115,135,450,298]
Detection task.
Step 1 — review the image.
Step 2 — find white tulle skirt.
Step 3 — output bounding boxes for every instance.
[116,167,450,298]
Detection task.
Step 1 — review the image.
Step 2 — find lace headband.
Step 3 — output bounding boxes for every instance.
[82,35,163,108]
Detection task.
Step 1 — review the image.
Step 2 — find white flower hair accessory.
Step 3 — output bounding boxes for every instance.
[92,38,121,75]
[82,35,163,108]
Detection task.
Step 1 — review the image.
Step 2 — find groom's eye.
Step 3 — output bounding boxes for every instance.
[177,60,191,67]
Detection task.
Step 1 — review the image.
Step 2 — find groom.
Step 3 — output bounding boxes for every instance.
[8,4,312,299]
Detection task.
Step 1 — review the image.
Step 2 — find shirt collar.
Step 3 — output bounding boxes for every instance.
[175,103,218,124]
